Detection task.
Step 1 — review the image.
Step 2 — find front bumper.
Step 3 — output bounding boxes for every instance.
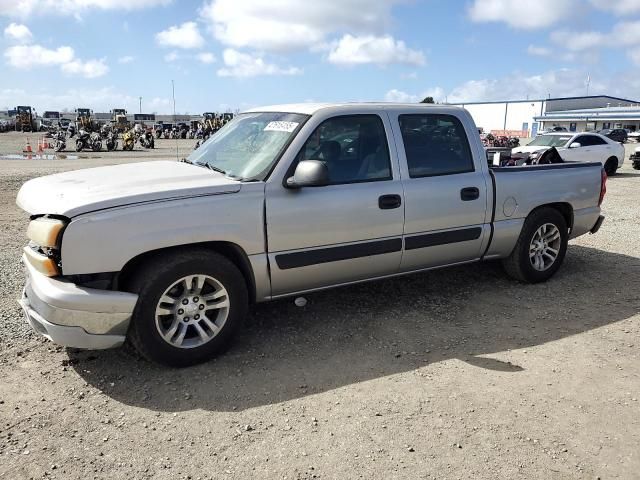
[19,256,138,350]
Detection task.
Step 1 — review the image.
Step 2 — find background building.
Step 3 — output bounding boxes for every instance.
[450,95,640,137]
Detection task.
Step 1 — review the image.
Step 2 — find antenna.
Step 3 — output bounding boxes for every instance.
[172,80,178,161]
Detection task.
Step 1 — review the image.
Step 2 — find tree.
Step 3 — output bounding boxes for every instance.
[421,96,435,104]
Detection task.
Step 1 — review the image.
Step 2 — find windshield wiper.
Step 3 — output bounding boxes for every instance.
[196,162,227,175]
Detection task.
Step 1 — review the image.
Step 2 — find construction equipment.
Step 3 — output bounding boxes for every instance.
[75,108,95,132]
[14,106,37,132]
[39,111,61,131]
[110,108,130,133]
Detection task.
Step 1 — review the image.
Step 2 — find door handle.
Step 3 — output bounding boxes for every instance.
[460,187,480,201]
[378,194,402,209]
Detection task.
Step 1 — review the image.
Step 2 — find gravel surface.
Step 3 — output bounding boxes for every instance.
[0,132,638,479]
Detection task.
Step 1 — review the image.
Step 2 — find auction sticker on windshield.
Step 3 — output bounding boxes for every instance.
[264,121,299,133]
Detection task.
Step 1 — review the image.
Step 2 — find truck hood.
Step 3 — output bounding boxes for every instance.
[17,160,242,217]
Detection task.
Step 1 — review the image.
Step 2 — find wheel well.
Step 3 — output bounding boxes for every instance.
[530,203,574,230]
[117,242,257,303]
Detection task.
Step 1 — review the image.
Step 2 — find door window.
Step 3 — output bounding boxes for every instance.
[296,115,392,185]
[398,114,474,178]
[576,135,606,146]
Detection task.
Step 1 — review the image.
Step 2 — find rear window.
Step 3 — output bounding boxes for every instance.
[399,114,474,178]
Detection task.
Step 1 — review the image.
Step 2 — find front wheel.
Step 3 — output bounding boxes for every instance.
[125,250,248,367]
[75,140,84,152]
[604,157,618,176]
[502,207,568,283]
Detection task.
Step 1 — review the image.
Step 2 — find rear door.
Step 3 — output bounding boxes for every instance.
[265,113,405,296]
[389,111,490,271]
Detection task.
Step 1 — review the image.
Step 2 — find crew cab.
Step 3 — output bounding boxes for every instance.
[512,132,625,175]
[16,103,607,367]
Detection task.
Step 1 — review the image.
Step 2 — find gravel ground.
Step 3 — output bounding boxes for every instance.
[0,132,638,479]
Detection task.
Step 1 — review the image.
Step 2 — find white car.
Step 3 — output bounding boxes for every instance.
[513,132,625,175]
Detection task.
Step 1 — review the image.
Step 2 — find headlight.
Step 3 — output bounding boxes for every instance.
[26,217,66,248]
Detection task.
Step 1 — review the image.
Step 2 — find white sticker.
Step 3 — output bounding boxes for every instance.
[264,121,299,133]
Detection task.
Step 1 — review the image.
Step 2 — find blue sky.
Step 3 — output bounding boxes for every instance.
[1,0,640,114]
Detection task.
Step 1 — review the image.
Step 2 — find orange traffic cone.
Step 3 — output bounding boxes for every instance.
[23,140,32,153]
[37,138,44,153]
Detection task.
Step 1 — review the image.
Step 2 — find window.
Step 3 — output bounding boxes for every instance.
[297,115,391,184]
[399,114,474,178]
[575,135,606,147]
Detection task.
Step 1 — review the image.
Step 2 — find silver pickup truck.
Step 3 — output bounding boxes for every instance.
[17,103,607,367]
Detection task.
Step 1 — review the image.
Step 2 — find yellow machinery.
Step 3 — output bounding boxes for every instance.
[14,106,36,132]
[111,108,130,133]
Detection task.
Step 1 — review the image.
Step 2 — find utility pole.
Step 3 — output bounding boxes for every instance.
[139,96,142,114]
[586,74,591,96]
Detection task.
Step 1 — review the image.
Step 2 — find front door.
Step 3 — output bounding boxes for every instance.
[265,114,405,296]
[389,111,490,271]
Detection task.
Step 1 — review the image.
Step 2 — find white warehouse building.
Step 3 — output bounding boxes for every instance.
[450,95,639,137]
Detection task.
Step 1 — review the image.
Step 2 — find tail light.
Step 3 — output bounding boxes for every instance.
[598,168,607,206]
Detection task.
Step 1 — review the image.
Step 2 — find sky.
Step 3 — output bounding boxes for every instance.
[1,0,640,114]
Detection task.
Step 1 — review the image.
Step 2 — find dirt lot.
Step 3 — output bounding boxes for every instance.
[0,131,638,479]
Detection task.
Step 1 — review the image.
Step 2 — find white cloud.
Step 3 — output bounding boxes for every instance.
[0,0,172,17]
[197,52,216,64]
[327,34,425,66]
[4,44,74,68]
[164,51,180,62]
[3,22,32,42]
[199,0,402,52]
[61,58,108,78]
[468,0,576,29]
[384,87,445,103]
[217,49,301,78]
[551,21,640,51]
[4,44,108,78]
[527,45,552,57]
[629,49,640,66]
[155,21,204,49]
[0,86,173,113]
[118,55,135,64]
[590,0,640,14]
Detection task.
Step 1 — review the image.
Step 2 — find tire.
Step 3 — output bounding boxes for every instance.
[125,250,248,367]
[502,207,568,283]
[75,140,83,152]
[604,157,618,176]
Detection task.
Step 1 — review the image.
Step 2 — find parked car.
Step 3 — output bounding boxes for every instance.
[538,126,568,135]
[512,132,625,175]
[16,103,607,367]
[597,128,627,143]
[626,130,639,142]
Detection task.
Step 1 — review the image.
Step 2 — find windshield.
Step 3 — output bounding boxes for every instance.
[187,112,308,181]
[528,135,572,148]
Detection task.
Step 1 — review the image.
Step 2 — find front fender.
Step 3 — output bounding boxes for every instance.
[60,184,265,276]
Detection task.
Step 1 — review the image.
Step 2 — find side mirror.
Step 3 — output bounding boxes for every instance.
[286,160,329,188]
[569,142,581,149]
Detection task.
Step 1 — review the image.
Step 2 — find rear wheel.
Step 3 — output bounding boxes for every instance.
[604,157,618,176]
[125,250,248,367]
[502,207,568,283]
[75,140,83,152]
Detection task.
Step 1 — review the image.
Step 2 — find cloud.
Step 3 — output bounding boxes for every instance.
[199,0,402,52]
[4,44,108,78]
[551,20,640,51]
[384,87,445,103]
[4,44,74,68]
[589,0,640,14]
[0,0,172,17]
[468,0,576,29]
[197,52,216,64]
[527,45,552,57]
[61,58,108,78]
[118,55,135,64]
[155,21,204,49]
[327,34,425,66]
[3,22,32,42]
[217,49,301,78]
[629,49,640,66]
[164,51,180,62]
[385,68,634,105]
[0,86,173,113]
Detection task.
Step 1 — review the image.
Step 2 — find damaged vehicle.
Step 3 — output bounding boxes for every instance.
[17,104,607,367]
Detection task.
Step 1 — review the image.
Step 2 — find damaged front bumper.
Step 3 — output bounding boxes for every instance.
[18,256,138,350]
